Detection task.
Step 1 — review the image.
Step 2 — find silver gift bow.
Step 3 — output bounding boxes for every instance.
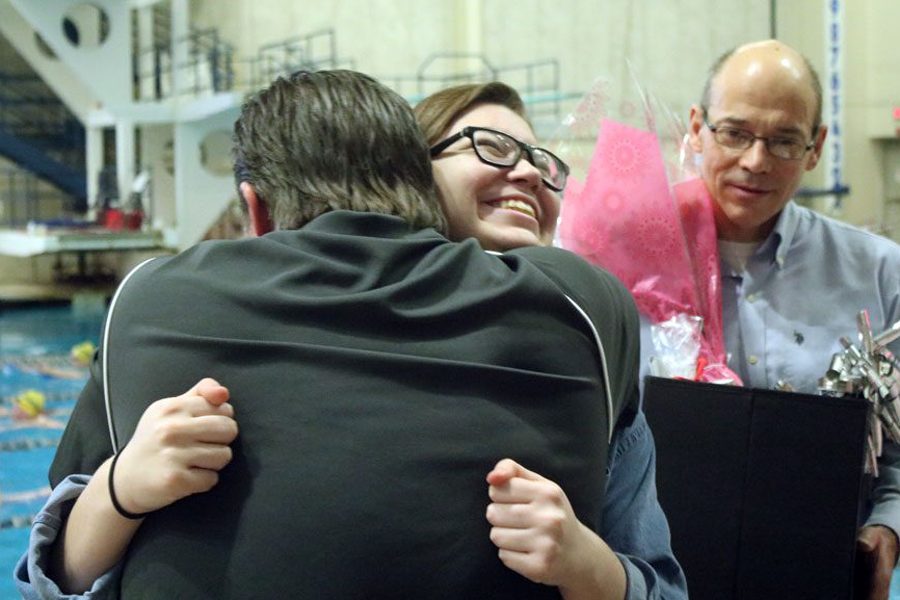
[818,310,900,476]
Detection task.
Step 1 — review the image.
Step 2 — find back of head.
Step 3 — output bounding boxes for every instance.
[414,81,529,145]
[234,69,446,233]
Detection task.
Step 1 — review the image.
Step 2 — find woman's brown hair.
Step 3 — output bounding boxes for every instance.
[413,82,530,147]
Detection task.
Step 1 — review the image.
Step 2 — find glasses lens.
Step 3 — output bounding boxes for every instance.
[768,139,805,160]
[471,128,567,190]
[711,122,809,161]
[714,127,754,150]
[532,149,566,190]
[551,165,567,191]
[472,129,519,165]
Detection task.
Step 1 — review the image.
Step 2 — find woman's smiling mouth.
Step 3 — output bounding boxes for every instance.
[491,198,537,220]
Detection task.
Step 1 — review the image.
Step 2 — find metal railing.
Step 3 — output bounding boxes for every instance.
[134,28,235,99]
[176,28,234,95]
[241,29,353,91]
[0,168,75,228]
[380,53,566,125]
[130,27,569,128]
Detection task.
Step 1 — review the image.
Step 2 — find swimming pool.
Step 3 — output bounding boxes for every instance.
[1,303,103,598]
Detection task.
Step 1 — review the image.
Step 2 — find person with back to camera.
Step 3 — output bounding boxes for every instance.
[17,70,647,600]
[642,39,900,599]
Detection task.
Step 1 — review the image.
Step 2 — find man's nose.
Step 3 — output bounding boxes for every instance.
[739,139,772,173]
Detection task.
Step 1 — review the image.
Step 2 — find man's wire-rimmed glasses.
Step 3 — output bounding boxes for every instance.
[703,111,816,161]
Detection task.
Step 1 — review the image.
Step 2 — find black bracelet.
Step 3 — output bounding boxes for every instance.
[108,450,151,520]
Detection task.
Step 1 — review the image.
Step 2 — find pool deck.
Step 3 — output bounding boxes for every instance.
[0,283,114,304]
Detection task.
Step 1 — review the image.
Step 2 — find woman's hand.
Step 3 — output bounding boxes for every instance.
[485,458,626,600]
[53,378,239,594]
[112,377,239,514]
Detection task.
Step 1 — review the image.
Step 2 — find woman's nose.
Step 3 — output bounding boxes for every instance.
[507,155,543,189]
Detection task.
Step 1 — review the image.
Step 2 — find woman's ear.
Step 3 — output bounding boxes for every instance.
[239,181,273,236]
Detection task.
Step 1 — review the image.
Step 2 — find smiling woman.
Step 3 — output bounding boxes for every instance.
[415,83,563,252]
[413,82,689,600]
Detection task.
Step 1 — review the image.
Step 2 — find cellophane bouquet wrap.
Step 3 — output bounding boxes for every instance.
[554,76,740,384]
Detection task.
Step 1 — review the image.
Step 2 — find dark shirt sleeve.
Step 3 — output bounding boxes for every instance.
[49,349,114,487]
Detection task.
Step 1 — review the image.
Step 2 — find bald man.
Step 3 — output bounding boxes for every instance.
[669,40,900,598]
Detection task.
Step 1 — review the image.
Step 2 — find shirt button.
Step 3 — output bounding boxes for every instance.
[748,355,759,365]
[747,293,758,303]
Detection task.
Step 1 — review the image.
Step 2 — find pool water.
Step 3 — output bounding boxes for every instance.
[0,303,103,598]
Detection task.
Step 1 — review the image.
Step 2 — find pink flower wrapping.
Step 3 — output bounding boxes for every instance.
[558,118,740,384]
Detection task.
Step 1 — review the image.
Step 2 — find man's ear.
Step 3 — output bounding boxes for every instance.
[687,104,705,153]
[240,181,273,236]
[804,124,829,172]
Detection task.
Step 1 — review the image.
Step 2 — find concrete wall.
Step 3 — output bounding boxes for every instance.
[191,0,770,122]
[776,0,900,234]
[7,0,900,292]
[186,0,900,235]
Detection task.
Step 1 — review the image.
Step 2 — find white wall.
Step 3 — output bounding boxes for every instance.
[191,0,769,119]
[187,0,772,202]
[188,0,900,239]
[9,0,900,293]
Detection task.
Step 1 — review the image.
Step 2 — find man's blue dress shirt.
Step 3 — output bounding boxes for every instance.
[641,200,900,538]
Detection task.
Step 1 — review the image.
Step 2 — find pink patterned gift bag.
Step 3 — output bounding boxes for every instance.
[558,118,740,384]
[671,177,738,383]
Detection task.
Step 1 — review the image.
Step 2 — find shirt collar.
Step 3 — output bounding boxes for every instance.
[300,210,444,241]
[758,201,800,270]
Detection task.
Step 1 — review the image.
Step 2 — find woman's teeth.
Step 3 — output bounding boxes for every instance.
[495,199,536,219]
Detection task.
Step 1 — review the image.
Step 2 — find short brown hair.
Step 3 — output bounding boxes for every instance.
[413,82,529,147]
[234,70,446,233]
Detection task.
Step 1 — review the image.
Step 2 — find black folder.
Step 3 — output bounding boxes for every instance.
[643,376,871,600]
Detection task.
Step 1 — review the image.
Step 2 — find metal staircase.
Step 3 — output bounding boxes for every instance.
[0,39,86,223]
[0,0,572,247]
